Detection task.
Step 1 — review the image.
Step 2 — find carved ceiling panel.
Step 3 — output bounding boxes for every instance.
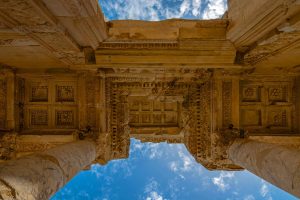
[239,79,295,134]
[128,97,179,127]
[20,77,78,131]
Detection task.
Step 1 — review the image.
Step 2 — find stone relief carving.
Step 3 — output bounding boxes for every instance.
[55,110,74,127]
[86,77,98,129]
[17,78,25,131]
[31,85,48,102]
[56,86,74,102]
[222,81,232,127]
[30,110,48,127]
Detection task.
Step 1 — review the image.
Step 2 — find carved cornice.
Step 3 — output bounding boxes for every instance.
[99,41,179,49]
[0,0,84,65]
[227,0,299,49]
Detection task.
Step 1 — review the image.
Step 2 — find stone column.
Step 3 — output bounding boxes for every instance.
[0,140,96,200]
[228,139,300,198]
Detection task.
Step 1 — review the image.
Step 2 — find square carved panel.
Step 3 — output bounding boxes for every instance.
[241,86,261,102]
[56,110,74,127]
[153,101,162,111]
[165,113,177,124]
[267,110,287,127]
[141,114,151,123]
[56,85,75,102]
[268,86,287,102]
[141,101,151,111]
[129,114,139,123]
[129,101,139,111]
[30,109,48,126]
[241,109,262,127]
[30,85,48,102]
[153,114,162,123]
[165,102,177,111]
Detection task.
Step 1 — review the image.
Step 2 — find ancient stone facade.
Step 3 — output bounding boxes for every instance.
[0,0,299,199]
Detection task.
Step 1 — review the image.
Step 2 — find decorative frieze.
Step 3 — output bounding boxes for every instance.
[86,77,98,129]
[222,81,232,127]
[17,78,25,131]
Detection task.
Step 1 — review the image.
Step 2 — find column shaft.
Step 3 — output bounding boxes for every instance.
[0,140,96,200]
[229,139,300,198]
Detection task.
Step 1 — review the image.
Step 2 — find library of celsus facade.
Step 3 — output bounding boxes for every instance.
[0,0,300,199]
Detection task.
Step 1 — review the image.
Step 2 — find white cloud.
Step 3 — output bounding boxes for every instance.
[260,183,268,197]
[144,179,167,200]
[146,191,165,200]
[169,161,178,172]
[179,0,191,17]
[260,181,273,200]
[192,0,202,16]
[144,179,159,193]
[178,150,192,172]
[212,171,235,191]
[202,0,227,19]
[244,195,255,200]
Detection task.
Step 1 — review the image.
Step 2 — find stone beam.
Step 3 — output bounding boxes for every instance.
[96,19,237,68]
[0,0,107,67]
[42,0,107,49]
[0,141,96,199]
[229,139,300,198]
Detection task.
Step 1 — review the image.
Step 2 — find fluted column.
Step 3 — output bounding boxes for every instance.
[229,139,300,198]
[0,140,96,200]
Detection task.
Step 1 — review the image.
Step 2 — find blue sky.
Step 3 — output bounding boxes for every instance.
[99,0,227,21]
[52,139,297,200]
